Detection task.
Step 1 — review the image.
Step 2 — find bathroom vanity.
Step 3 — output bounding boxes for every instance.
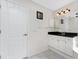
[48,32,78,57]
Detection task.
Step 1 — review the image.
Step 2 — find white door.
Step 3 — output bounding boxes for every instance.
[1,1,28,59]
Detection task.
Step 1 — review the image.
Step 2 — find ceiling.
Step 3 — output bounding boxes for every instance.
[32,0,76,11]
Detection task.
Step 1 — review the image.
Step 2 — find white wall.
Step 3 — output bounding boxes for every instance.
[28,1,53,32]
[7,0,53,32]
[53,0,78,33]
[48,14,55,32]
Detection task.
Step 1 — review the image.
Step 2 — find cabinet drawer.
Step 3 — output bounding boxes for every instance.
[66,38,73,50]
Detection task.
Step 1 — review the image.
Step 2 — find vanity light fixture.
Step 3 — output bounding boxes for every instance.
[61,10,66,15]
[65,8,70,13]
[61,10,64,15]
[56,12,61,16]
[56,13,59,16]
[66,8,70,12]
[63,11,66,14]
[56,8,70,16]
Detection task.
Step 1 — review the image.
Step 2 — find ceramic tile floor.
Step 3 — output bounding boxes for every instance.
[27,50,67,59]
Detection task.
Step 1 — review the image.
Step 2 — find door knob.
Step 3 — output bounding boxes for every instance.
[0,5,1,8]
[24,34,28,36]
[0,30,1,34]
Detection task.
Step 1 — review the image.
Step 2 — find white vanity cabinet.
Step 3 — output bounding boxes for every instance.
[48,35,65,52]
[48,35,74,56]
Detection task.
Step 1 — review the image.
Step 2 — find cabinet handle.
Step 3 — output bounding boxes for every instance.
[0,30,2,34]
[24,34,28,36]
[0,5,1,8]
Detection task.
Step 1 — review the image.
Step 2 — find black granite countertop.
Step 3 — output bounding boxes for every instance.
[48,32,78,38]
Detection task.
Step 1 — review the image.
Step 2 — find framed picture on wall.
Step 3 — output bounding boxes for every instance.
[37,11,43,20]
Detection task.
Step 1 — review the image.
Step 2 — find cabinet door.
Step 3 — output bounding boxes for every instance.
[58,37,65,52]
[65,38,73,56]
[48,35,59,49]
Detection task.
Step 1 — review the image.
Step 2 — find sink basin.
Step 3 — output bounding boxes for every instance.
[59,32,65,35]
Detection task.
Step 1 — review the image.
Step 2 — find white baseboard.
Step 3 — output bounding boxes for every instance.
[29,48,48,57]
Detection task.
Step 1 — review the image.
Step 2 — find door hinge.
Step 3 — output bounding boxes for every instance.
[24,34,28,36]
[0,5,1,8]
[0,30,1,34]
